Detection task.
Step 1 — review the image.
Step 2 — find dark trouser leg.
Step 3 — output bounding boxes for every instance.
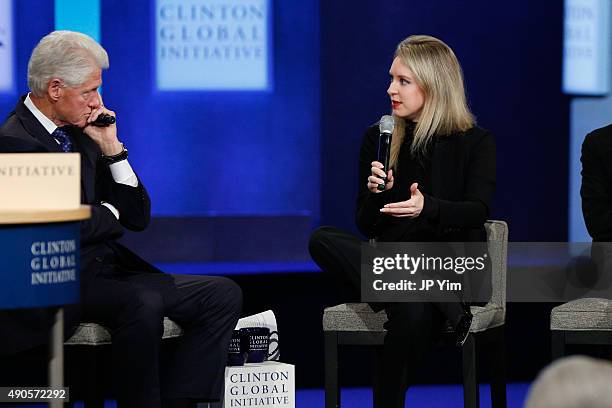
[308,226,363,302]
[82,272,241,407]
[82,277,167,408]
[434,301,464,327]
[161,275,242,400]
[380,302,445,408]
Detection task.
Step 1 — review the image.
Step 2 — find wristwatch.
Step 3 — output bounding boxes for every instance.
[101,143,128,164]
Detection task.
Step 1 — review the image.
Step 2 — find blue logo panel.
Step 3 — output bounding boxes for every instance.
[0,222,80,309]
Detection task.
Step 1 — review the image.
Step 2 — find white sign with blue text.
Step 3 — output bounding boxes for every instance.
[223,361,295,408]
[0,0,13,92]
[563,0,611,95]
[156,0,271,91]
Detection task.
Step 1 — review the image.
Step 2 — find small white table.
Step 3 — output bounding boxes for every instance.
[0,206,90,407]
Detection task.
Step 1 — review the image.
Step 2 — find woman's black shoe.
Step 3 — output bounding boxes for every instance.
[455,304,473,347]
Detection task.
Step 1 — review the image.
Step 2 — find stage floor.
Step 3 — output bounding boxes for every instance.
[298,383,530,407]
[3,383,530,407]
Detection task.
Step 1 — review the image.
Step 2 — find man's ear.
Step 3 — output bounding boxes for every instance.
[48,79,63,101]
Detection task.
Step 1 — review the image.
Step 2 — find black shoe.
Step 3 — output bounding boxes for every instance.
[455,303,473,347]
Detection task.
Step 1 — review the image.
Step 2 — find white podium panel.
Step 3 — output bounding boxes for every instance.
[0,153,80,210]
[223,361,295,408]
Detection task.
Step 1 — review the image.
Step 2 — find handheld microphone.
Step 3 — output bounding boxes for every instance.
[91,113,116,127]
[377,115,395,191]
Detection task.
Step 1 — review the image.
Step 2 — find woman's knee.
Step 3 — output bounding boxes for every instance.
[309,226,346,263]
[309,226,334,254]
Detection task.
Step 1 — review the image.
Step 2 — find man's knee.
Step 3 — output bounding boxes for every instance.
[125,290,165,334]
[212,277,242,314]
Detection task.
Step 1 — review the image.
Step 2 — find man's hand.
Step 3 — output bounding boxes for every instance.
[83,93,123,156]
[379,182,424,217]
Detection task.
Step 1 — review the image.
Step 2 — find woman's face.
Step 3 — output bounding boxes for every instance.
[387,57,425,121]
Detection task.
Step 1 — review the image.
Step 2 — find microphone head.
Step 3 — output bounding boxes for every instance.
[379,115,395,134]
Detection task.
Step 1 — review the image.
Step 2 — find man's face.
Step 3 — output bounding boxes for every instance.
[53,69,102,128]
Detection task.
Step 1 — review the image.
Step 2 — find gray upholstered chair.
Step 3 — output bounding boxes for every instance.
[322,220,508,408]
[65,317,183,407]
[551,298,612,360]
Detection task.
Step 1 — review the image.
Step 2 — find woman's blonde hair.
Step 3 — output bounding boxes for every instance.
[389,35,474,168]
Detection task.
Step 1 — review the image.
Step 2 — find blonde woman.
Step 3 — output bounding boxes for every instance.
[309,35,496,407]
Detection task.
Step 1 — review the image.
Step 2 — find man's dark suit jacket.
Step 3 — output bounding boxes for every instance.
[0,97,164,354]
[581,124,612,242]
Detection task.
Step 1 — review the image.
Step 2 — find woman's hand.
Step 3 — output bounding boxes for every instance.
[367,161,394,193]
[380,182,423,217]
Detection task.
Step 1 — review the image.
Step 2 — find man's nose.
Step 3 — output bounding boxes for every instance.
[89,92,101,108]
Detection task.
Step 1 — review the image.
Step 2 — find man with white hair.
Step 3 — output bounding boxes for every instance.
[0,30,242,408]
[525,355,612,408]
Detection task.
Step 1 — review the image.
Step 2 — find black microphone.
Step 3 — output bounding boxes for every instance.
[377,115,395,191]
[91,113,116,127]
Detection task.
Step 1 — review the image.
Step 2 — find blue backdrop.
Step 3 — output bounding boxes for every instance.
[319,0,570,242]
[0,0,321,219]
[0,0,572,243]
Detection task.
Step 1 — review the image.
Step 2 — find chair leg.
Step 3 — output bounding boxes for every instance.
[325,331,340,408]
[462,334,479,408]
[373,345,409,408]
[83,347,105,408]
[489,327,507,408]
[372,346,384,408]
[65,347,76,408]
[551,331,565,361]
